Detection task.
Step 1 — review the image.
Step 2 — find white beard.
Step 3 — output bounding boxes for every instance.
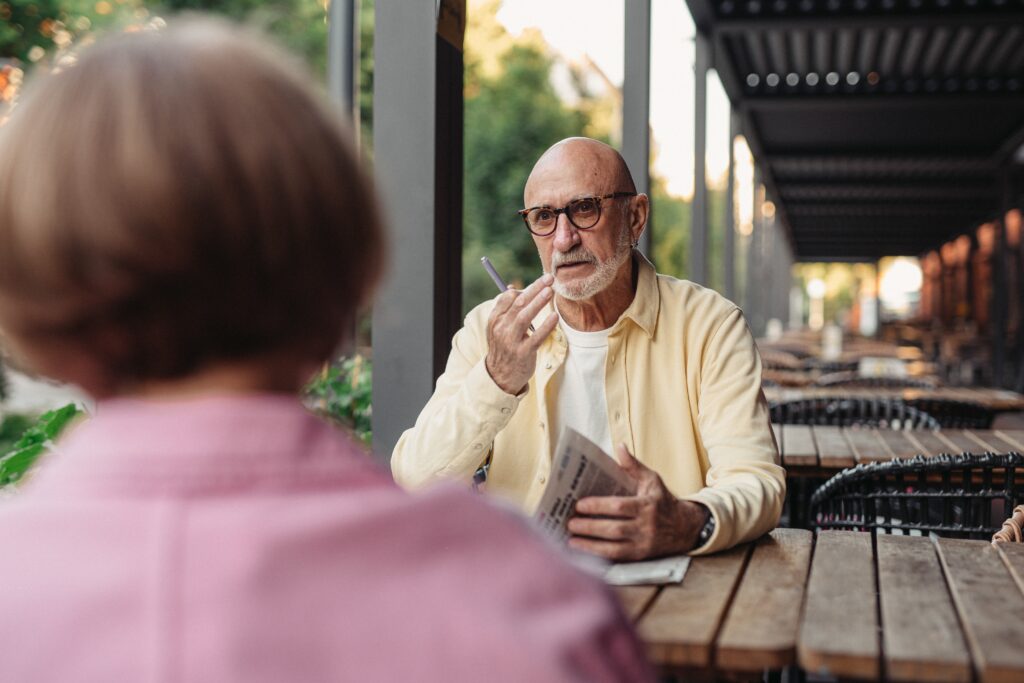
[551,227,633,301]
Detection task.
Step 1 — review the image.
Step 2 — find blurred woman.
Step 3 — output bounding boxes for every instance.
[0,19,650,682]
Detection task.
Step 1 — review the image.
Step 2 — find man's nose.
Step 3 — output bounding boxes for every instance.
[552,213,580,252]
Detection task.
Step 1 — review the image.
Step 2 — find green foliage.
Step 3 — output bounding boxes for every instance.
[154,0,328,76]
[463,42,588,313]
[304,355,371,445]
[0,0,135,63]
[0,403,81,486]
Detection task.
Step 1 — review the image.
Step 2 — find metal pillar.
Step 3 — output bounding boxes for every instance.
[372,1,465,459]
[621,0,651,257]
[746,169,764,335]
[327,0,357,117]
[689,32,710,285]
[723,111,739,302]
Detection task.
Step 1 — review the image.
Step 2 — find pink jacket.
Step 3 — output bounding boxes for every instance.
[0,395,651,682]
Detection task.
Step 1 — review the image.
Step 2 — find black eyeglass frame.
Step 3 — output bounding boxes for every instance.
[516,192,637,237]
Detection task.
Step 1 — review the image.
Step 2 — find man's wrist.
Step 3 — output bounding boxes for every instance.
[691,503,714,551]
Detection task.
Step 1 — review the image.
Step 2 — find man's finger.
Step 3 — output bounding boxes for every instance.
[490,289,518,317]
[615,443,646,475]
[566,516,635,541]
[527,312,559,348]
[567,536,637,562]
[515,285,553,329]
[516,272,554,302]
[575,495,639,518]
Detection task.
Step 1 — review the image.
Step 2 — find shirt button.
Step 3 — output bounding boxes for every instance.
[473,443,483,450]
[544,362,552,370]
[538,475,546,485]
[615,411,622,421]
[500,407,511,414]
[539,422,546,430]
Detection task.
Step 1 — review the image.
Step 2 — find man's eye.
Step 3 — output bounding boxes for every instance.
[534,209,554,222]
[573,199,597,214]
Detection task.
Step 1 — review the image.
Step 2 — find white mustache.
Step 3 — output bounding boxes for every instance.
[552,248,597,268]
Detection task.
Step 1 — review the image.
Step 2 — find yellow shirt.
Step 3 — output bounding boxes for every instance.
[392,255,785,554]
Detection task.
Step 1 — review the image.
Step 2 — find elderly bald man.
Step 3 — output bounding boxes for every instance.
[392,137,785,560]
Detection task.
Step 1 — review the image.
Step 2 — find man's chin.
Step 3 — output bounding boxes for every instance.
[553,276,597,301]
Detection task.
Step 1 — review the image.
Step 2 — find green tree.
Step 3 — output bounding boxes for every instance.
[155,0,328,75]
[463,42,588,313]
[0,0,134,64]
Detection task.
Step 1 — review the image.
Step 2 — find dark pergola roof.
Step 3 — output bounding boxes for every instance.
[686,0,1024,260]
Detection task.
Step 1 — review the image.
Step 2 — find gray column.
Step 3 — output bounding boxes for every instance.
[372,1,465,459]
[723,110,739,302]
[689,32,710,285]
[745,168,763,334]
[327,0,357,117]
[621,0,652,256]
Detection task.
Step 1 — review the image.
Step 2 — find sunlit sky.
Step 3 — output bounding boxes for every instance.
[492,0,732,199]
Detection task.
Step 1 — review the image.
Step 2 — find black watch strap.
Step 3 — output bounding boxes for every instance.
[695,508,716,549]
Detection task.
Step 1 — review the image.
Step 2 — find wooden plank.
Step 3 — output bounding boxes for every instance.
[638,543,752,668]
[994,430,1024,452]
[877,535,971,683]
[813,426,856,469]
[997,542,1024,598]
[716,529,813,672]
[798,531,878,680]
[781,424,818,467]
[937,538,1024,683]
[907,430,956,458]
[874,429,924,459]
[615,586,661,623]
[844,427,893,463]
[936,429,987,455]
[965,430,1018,454]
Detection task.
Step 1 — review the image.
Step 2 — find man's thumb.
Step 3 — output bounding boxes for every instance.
[615,443,643,473]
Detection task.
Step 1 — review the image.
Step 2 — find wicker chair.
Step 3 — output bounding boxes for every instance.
[769,397,941,430]
[814,371,938,390]
[812,452,1024,540]
[901,397,996,429]
[993,505,1024,543]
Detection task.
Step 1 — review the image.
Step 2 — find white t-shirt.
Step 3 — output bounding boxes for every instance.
[551,318,614,457]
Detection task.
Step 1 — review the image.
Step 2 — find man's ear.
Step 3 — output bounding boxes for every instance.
[630,193,650,244]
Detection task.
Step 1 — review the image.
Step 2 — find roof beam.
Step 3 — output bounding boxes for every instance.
[715,11,1024,34]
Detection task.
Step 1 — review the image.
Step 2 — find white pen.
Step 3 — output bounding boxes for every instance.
[481,256,536,332]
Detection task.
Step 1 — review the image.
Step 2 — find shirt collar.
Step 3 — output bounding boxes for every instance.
[616,251,660,338]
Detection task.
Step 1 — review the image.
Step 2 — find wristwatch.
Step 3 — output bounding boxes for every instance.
[694,507,716,549]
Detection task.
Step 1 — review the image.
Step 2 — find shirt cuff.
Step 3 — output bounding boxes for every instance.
[466,359,525,427]
[680,493,723,556]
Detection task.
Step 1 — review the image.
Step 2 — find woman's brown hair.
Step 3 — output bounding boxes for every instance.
[0,18,385,393]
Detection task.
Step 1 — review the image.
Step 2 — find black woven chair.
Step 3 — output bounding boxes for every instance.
[811,452,1024,539]
[901,397,996,429]
[813,371,938,390]
[770,397,940,430]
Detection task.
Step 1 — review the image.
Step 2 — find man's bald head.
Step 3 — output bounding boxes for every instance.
[524,137,636,204]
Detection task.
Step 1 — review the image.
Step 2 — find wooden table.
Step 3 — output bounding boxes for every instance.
[765,386,1024,412]
[774,424,1024,477]
[618,529,1024,682]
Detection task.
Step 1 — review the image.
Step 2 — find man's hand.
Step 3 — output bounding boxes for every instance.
[484,273,559,395]
[566,444,710,561]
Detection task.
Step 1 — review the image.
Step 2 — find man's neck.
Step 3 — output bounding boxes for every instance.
[557,256,638,332]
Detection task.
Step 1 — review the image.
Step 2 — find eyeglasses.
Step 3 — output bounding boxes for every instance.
[517,192,636,237]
